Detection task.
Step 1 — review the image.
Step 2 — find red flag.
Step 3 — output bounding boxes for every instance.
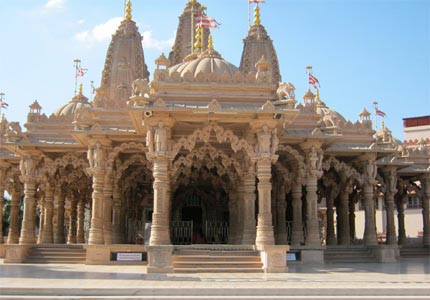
[0,100,8,109]
[195,14,220,29]
[76,67,88,77]
[309,73,320,89]
[375,108,386,117]
[249,0,265,3]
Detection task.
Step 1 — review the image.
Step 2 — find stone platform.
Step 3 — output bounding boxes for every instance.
[0,257,429,299]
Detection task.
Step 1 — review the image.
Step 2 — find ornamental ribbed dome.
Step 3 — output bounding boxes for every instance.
[54,93,92,117]
[168,50,239,78]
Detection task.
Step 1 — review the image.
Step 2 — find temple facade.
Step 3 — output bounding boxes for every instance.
[0,1,429,272]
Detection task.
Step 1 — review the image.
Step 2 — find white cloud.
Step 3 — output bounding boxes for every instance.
[142,31,174,51]
[74,17,122,43]
[77,19,86,25]
[44,0,65,9]
[75,18,174,51]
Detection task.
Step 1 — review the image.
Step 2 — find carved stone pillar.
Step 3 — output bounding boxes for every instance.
[77,200,85,243]
[255,157,275,246]
[88,142,108,245]
[236,183,245,244]
[40,181,54,243]
[67,194,77,244]
[384,168,398,245]
[362,159,378,246]
[7,180,22,244]
[349,192,357,242]
[0,167,5,244]
[149,156,171,245]
[241,169,256,244]
[338,177,352,245]
[421,176,430,246]
[325,185,337,245]
[103,175,114,245]
[19,156,38,245]
[303,146,323,247]
[291,182,304,246]
[37,197,45,244]
[112,180,122,244]
[397,193,407,245]
[275,185,288,245]
[54,183,65,244]
[228,189,239,244]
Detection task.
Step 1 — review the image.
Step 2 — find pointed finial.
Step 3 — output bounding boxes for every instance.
[208,34,214,50]
[125,0,132,20]
[382,120,385,129]
[316,88,320,102]
[188,0,198,6]
[1,113,5,123]
[79,83,83,95]
[254,5,261,26]
[194,25,202,50]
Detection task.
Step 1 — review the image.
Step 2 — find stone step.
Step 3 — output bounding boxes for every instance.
[24,246,86,264]
[172,248,263,273]
[174,255,261,262]
[400,248,430,257]
[173,261,263,268]
[174,250,259,256]
[173,267,264,273]
[324,248,376,263]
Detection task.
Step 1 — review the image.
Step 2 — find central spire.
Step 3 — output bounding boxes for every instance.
[125,1,132,20]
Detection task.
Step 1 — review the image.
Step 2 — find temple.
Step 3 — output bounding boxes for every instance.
[0,1,429,273]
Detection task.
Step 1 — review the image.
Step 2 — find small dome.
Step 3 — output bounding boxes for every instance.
[54,92,92,117]
[316,106,347,127]
[168,51,239,79]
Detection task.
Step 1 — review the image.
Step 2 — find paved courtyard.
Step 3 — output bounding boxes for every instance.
[1,257,430,299]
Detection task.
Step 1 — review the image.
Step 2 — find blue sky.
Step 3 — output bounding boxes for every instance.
[0,0,429,140]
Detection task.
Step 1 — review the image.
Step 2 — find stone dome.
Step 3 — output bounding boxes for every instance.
[316,106,347,127]
[168,49,239,78]
[54,93,92,117]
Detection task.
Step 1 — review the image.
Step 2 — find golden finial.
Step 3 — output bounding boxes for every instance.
[254,5,261,26]
[79,83,83,95]
[1,113,5,123]
[125,0,132,20]
[316,88,320,102]
[194,25,202,50]
[382,120,385,129]
[208,34,214,50]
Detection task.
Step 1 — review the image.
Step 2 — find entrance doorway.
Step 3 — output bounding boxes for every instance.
[182,206,205,243]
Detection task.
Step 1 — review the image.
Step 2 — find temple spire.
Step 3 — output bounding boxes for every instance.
[254,5,261,26]
[125,0,132,20]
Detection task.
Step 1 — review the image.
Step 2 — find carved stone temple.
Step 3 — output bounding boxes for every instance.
[0,1,429,273]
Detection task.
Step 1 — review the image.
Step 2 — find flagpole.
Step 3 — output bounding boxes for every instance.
[248,0,251,28]
[191,1,195,54]
[73,59,81,96]
[0,92,4,116]
[306,65,312,90]
[373,101,378,130]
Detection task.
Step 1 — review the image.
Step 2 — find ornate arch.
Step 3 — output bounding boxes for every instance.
[171,123,255,158]
[322,156,363,185]
[172,143,243,176]
[105,142,147,173]
[276,144,306,184]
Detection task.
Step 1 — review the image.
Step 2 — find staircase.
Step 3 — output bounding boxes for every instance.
[324,246,376,263]
[400,246,430,258]
[172,245,263,273]
[24,245,86,264]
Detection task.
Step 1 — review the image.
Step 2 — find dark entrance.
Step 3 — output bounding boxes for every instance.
[182,206,205,243]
